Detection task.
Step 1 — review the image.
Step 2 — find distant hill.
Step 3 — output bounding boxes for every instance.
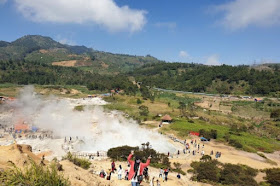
[1,35,280,96]
[0,35,162,74]
[129,63,280,96]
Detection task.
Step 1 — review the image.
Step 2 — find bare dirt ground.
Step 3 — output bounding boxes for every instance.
[166,135,280,184]
[90,159,208,186]
[52,60,77,67]
[39,49,48,54]
[167,135,280,170]
[0,144,206,186]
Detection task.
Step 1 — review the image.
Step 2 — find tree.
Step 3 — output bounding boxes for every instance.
[140,87,150,100]
[139,105,149,116]
[270,109,280,121]
[178,102,186,116]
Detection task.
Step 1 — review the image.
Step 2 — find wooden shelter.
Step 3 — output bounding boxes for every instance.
[161,114,172,124]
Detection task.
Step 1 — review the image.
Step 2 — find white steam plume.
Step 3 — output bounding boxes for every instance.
[10,86,176,153]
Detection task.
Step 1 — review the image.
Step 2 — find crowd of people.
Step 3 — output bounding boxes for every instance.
[97,137,222,185]
[168,138,222,159]
[99,150,151,186]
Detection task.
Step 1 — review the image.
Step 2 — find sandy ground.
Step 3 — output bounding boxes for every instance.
[166,135,280,170]
[89,159,208,186]
[1,130,279,185]
[0,144,206,186]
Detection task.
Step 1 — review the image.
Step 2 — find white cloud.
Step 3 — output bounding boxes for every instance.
[205,54,221,66]
[155,22,176,30]
[0,0,7,4]
[215,0,280,30]
[14,0,147,32]
[179,50,190,58]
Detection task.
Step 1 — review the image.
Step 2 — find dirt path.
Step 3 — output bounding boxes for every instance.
[167,135,280,170]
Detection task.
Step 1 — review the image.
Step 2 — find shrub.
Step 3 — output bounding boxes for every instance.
[0,160,70,185]
[173,162,182,169]
[200,155,212,162]
[265,168,280,186]
[270,109,280,121]
[172,162,186,175]
[220,164,258,186]
[108,146,138,161]
[223,133,231,142]
[199,129,217,140]
[137,98,142,104]
[196,160,220,182]
[210,130,217,139]
[139,105,149,116]
[107,145,170,168]
[190,160,258,185]
[191,160,220,182]
[229,139,243,149]
[257,153,267,159]
[63,152,91,169]
[74,105,84,111]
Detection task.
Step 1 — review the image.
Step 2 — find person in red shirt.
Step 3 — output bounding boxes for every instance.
[127,150,151,186]
[164,168,169,182]
[111,161,116,173]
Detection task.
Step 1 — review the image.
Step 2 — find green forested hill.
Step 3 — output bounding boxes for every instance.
[0,35,280,96]
[0,35,162,74]
[129,63,280,96]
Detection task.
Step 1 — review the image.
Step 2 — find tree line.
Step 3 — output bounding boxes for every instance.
[0,60,137,95]
[129,63,280,96]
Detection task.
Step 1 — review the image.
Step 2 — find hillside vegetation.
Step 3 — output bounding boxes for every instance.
[0,35,161,74]
[0,35,280,97]
[130,63,280,96]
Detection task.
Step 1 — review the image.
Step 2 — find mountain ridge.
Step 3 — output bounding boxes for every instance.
[0,35,162,74]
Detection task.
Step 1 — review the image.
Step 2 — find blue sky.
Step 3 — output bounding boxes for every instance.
[0,0,280,65]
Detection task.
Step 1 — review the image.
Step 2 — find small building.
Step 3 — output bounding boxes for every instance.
[161,114,172,124]
[14,124,29,133]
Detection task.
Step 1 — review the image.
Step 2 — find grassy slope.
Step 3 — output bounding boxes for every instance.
[103,93,280,153]
[160,119,280,153]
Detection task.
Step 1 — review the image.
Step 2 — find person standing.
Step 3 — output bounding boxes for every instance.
[127,150,151,186]
[177,173,181,179]
[159,168,163,178]
[106,169,112,180]
[150,177,155,186]
[164,168,169,182]
[117,165,123,180]
[125,169,129,180]
[111,161,116,173]
[156,179,161,186]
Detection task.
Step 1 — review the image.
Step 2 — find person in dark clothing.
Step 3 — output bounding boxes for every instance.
[164,168,169,182]
[111,161,116,172]
[177,173,181,179]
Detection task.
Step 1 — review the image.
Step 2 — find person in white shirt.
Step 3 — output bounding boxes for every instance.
[159,168,163,178]
[150,176,155,186]
[117,165,123,180]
